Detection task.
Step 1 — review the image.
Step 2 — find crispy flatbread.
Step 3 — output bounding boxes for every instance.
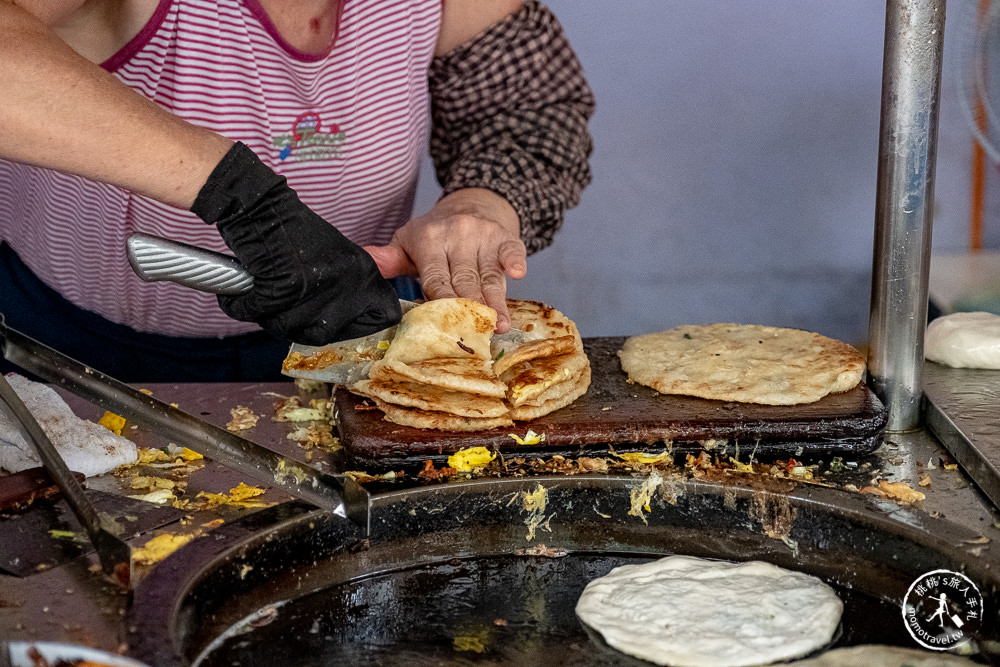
[500,351,591,407]
[518,363,592,407]
[511,365,591,420]
[371,399,514,432]
[353,298,590,431]
[369,357,508,398]
[353,378,509,418]
[492,299,584,361]
[507,299,582,345]
[383,297,495,364]
[493,335,577,376]
[618,323,865,405]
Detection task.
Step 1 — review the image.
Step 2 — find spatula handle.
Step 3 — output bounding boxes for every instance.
[126,232,253,295]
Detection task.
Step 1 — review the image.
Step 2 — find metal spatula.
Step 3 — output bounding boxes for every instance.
[0,373,131,588]
[0,319,371,535]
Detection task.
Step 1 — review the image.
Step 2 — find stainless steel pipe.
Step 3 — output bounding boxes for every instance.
[868,0,946,431]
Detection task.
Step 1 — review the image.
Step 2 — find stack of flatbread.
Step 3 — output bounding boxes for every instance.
[618,323,866,406]
[351,298,590,431]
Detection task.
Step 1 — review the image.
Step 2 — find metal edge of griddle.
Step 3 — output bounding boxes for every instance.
[922,364,1000,512]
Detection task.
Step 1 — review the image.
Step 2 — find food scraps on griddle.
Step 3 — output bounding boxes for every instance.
[132,533,194,565]
[226,405,259,432]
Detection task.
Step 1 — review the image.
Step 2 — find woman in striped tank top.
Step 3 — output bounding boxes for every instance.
[0,0,593,381]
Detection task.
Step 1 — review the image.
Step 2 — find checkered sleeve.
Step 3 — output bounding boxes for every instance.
[428,1,595,255]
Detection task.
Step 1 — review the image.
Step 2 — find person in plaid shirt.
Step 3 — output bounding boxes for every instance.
[0,0,592,380]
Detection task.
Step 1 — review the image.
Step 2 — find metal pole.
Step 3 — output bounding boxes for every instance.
[868,0,946,431]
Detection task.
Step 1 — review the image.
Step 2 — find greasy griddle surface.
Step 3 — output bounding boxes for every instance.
[335,336,887,467]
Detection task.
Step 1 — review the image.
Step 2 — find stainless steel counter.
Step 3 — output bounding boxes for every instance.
[924,361,1000,511]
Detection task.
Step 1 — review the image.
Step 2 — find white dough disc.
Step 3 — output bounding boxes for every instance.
[925,311,1000,369]
[575,555,843,667]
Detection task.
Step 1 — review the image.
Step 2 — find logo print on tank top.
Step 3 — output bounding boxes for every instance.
[274,112,345,161]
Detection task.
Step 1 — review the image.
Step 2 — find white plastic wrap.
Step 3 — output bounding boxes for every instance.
[0,373,137,476]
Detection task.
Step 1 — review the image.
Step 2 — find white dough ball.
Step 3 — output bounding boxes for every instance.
[925,312,1000,370]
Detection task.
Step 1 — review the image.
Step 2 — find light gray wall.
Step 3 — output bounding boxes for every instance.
[414,1,979,345]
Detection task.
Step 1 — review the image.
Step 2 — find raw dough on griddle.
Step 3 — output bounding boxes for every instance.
[618,323,865,405]
[575,555,843,667]
[925,311,1000,369]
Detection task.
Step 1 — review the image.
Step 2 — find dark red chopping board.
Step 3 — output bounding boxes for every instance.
[335,336,888,469]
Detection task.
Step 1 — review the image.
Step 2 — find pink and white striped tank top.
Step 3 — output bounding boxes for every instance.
[0,0,441,338]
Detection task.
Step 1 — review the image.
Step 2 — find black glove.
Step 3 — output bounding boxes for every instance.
[190,142,402,345]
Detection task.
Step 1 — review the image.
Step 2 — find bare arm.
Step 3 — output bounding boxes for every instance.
[0,2,403,344]
[0,1,231,208]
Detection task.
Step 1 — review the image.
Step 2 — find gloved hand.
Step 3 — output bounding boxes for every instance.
[190,142,402,345]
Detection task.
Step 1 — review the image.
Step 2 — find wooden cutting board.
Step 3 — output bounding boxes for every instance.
[335,336,888,469]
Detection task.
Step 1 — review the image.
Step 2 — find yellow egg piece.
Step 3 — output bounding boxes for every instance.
[447,446,496,471]
[98,411,126,435]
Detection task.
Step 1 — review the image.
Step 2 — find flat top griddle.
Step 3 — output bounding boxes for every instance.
[336,337,887,469]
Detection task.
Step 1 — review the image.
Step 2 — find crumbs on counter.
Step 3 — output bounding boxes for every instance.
[267,392,342,462]
[344,470,404,484]
[417,459,456,482]
[285,422,340,462]
[294,377,328,393]
[116,445,206,506]
[195,482,274,509]
[509,430,545,445]
[273,395,330,423]
[628,470,662,524]
[132,533,195,565]
[48,529,79,540]
[131,518,228,566]
[514,544,569,557]
[227,405,260,432]
[136,444,203,464]
[519,484,550,541]
[452,631,488,654]
[615,450,673,466]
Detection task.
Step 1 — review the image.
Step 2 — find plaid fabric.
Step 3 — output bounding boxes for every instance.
[428,1,595,255]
